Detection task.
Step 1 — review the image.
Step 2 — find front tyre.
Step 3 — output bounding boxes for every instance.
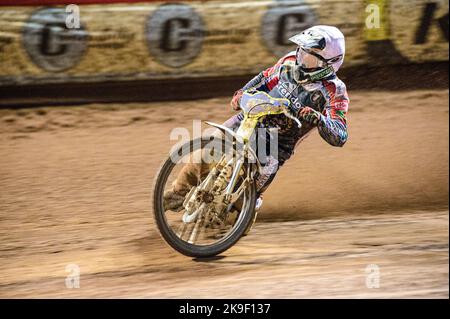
[153,137,257,258]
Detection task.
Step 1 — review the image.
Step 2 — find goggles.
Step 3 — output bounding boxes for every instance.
[296,47,343,70]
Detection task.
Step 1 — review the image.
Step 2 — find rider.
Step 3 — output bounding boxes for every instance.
[164,25,349,211]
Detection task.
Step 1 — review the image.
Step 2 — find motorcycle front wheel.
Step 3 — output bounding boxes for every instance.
[152,137,257,257]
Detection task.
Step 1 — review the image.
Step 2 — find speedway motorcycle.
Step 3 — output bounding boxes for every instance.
[153,91,301,257]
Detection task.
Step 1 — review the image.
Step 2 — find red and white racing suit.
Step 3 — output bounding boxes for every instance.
[170,52,350,196]
[225,51,349,192]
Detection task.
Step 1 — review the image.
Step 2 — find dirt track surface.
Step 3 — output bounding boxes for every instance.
[0,89,448,298]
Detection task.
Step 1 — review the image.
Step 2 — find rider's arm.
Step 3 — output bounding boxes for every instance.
[317,81,349,147]
[231,72,271,109]
[241,72,270,92]
[231,55,296,109]
[242,55,292,92]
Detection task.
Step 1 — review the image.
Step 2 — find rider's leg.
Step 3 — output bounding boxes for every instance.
[242,133,295,235]
[253,133,296,202]
[256,127,295,189]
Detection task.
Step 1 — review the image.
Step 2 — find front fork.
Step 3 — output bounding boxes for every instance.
[225,159,243,198]
[182,144,251,223]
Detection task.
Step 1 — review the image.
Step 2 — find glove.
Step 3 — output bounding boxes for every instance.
[230,89,243,111]
[299,107,323,126]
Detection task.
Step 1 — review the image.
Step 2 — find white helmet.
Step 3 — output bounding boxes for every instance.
[289,25,345,83]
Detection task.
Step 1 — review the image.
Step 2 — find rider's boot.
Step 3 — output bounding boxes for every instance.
[162,161,208,212]
[163,189,186,212]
